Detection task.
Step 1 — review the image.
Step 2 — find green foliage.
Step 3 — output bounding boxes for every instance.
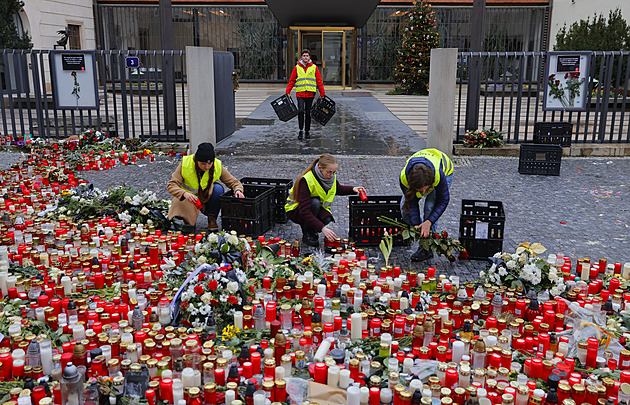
[554,8,630,51]
[392,1,439,95]
[0,0,32,49]
[236,21,277,80]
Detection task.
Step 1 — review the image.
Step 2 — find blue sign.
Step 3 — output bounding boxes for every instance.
[125,56,140,68]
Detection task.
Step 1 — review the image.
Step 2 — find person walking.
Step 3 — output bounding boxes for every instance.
[286,49,325,139]
[167,142,244,232]
[399,148,454,262]
[285,154,364,247]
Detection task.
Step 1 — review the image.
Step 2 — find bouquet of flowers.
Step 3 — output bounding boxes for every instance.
[548,72,584,108]
[480,242,567,297]
[463,128,504,148]
[175,263,252,334]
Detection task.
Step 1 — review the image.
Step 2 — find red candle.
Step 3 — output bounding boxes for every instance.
[251,352,261,375]
[145,389,156,405]
[160,378,173,404]
[214,368,225,386]
[266,302,276,323]
[0,353,12,380]
[314,362,327,384]
[243,362,253,379]
[12,359,24,379]
[370,387,381,405]
[445,368,458,389]
[427,267,436,278]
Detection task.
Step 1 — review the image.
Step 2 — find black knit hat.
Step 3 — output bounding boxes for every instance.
[195,142,215,163]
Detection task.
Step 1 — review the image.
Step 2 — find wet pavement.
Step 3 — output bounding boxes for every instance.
[217,93,426,157]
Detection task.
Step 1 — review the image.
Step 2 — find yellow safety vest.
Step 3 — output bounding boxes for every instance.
[400,149,453,198]
[285,171,337,213]
[181,154,222,195]
[295,64,317,93]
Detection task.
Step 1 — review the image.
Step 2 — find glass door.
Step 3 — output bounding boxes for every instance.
[290,27,353,89]
[322,31,345,87]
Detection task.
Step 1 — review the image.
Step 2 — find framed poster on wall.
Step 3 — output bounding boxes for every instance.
[543,51,591,111]
[50,50,99,110]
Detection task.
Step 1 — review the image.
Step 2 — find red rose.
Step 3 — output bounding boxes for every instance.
[458,249,469,260]
[208,280,218,291]
[227,296,238,305]
[448,256,456,262]
[194,285,204,295]
[180,301,189,310]
[433,233,441,239]
[441,231,448,239]
[198,273,206,281]
[210,299,219,306]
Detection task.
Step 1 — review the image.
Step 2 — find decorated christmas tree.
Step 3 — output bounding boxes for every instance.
[392,1,439,95]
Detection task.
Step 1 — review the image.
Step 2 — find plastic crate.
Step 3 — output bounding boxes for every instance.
[240,177,293,224]
[220,184,275,237]
[459,200,505,260]
[518,144,562,176]
[271,94,299,122]
[349,195,408,247]
[311,96,336,126]
[533,122,572,146]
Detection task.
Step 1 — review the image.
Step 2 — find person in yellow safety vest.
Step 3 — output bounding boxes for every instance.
[285,153,365,247]
[286,49,325,140]
[167,143,244,232]
[399,148,454,262]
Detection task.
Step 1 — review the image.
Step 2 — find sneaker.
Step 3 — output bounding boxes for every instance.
[302,228,320,247]
[410,246,433,262]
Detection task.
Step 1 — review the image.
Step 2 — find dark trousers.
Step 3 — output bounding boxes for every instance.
[297,97,314,131]
[201,183,224,217]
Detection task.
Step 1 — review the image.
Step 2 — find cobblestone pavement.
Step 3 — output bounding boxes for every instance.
[70,153,630,282]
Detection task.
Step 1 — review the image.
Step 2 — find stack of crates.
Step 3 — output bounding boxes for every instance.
[459,199,505,260]
[518,121,571,176]
[240,177,293,224]
[220,184,275,237]
[348,195,408,247]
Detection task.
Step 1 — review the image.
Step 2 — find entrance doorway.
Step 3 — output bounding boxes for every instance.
[288,27,355,89]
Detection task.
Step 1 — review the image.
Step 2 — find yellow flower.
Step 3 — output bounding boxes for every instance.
[302,257,313,265]
[221,324,240,341]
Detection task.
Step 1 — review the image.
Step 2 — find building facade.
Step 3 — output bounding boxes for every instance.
[93,0,550,87]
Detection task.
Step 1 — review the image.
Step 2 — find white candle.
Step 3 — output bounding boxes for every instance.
[37,339,52,376]
[6,275,16,291]
[193,370,202,387]
[438,309,449,324]
[351,313,362,340]
[360,387,370,404]
[580,262,590,281]
[275,366,285,380]
[400,297,408,311]
[225,390,236,405]
[0,271,7,296]
[486,335,497,348]
[403,358,414,374]
[233,311,243,330]
[254,394,266,405]
[322,309,333,324]
[452,340,465,364]
[381,389,393,404]
[35,307,46,322]
[328,365,340,387]
[60,276,71,295]
[347,385,361,405]
[161,370,173,379]
[101,345,112,362]
[624,263,630,280]
[304,271,313,285]
[317,283,326,297]
[182,367,195,387]
[339,369,351,389]
[409,379,423,394]
[314,338,332,362]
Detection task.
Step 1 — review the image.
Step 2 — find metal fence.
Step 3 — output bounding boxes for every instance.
[456,51,630,144]
[0,49,188,142]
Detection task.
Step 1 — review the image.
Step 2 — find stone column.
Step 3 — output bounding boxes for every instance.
[427,48,458,157]
[186,46,216,152]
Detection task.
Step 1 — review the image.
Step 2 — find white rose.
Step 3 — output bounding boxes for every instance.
[201,293,212,304]
[197,256,207,265]
[227,281,239,294]
[208,233,219,244]
[226,234,239,245]
[124,196,132,203]
[498,267,507,276]
[140,206,150,215]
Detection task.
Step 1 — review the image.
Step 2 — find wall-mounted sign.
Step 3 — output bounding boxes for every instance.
[50,50,99,110]
[543,51,591,111]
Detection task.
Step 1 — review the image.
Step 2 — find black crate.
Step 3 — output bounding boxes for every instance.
[459,200,505,260]
[311,96,336,126]
[271,94,299,122]
[349,195,408,247]
[240,177,293,224]
[533,122,573,146]
[220,184,275,237]
[518,144,562,176]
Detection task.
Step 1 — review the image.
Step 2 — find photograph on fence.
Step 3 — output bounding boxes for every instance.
[543,51,591,112]
[50,50,99,110]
